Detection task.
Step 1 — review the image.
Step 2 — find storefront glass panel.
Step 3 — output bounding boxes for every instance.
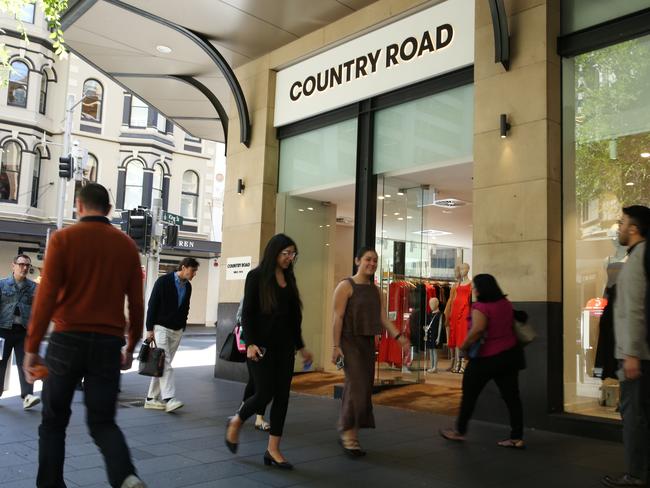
[561,0,650,35]
[373,84,473,175]
[563,33,650,419]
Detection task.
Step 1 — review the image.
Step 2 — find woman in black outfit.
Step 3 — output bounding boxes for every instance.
[225,234,312,469]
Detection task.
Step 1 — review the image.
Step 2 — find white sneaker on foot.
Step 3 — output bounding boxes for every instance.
[120,474,146,488]
[23,394,40,410]
[144,398,165,410]
[165,398,184,413]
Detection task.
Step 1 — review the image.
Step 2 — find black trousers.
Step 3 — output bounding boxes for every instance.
[238,346,295,436]
[242,361,267,416]
[619,360,650,481]
[37,332,137,488]
[456,347,524,439]
[0,324,33,398]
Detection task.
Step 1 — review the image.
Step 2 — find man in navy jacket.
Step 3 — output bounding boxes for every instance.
[144,257,198,412]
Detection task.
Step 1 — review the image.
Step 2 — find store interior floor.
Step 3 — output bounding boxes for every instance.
[291,357,463,417]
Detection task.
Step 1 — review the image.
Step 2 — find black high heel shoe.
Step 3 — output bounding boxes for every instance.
[224,417,238,454]
[263,450,293,470]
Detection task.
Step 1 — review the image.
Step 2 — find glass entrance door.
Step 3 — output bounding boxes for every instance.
[375,176,425,384]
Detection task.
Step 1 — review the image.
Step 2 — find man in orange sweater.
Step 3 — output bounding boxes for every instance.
[23,183,146,488]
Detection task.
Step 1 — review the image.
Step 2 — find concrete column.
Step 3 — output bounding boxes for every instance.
[472,0,562,426]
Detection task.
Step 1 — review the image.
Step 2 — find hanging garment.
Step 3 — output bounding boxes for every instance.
[594,286,617,380]
[448,283,472,348]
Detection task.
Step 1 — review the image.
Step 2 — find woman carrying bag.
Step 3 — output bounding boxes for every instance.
[225,234,312,469]
[440,273,525,449]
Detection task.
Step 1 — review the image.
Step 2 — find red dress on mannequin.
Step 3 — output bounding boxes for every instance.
[448,283,471,348]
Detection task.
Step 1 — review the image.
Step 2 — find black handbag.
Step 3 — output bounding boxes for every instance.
[219,329,246,363]
[137,339,165,377]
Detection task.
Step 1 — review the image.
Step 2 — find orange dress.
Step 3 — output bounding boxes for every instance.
[448,283,471,348]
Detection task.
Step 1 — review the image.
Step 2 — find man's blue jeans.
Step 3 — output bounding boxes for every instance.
[37,332,137,488]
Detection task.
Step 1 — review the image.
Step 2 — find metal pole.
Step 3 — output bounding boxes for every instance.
[57,94,75,229]
[144,198,163,317]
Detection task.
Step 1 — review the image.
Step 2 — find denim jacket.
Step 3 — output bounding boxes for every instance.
[0,275,37,329]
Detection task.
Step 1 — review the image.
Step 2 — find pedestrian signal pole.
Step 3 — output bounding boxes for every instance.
[144,197,163,317]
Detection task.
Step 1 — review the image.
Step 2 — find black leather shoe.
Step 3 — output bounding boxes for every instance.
[263,450,293,470]
[601,474,646,487]
[224,417,238,454]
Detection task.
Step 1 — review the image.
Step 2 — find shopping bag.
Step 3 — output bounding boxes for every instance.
[219,329,246,362]
[513,310,536,346]
[137,339,165,377]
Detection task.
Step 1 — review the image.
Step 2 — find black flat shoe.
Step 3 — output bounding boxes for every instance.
[224,417,238,454]
[338,438,366,458]
[263,450,293,470]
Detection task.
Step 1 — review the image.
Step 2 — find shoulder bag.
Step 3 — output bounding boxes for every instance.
[219,326,246,362]
[137,338,165,377]
[513,309,536,346]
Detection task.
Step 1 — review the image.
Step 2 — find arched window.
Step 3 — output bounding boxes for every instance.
[7,60,29,108]
[73,154,98,209]
[124,160,144,210]
[152,164,164,202]
[0,141,22,202]
[39,70,50,115]
[130,97,148,128]
[81,79,103,122]
[31,148,42,207]
[181,170,199,220]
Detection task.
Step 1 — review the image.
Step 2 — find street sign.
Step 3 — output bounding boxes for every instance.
[161,211,183,226]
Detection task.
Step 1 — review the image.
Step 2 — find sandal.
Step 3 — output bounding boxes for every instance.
[338,437,366,458]
[255,420,271,432]
[439,428,466,442]
[497,439,526,449]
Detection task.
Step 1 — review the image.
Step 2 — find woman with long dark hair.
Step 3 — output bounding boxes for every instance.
[331,247,408,456]
[440,273,525,449]
[225,234,312,469]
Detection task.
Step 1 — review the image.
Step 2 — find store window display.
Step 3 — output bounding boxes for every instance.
[445,263,472,374]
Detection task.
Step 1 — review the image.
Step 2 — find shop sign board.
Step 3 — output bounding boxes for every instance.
[274,0,474,126]
[226,256,252,280]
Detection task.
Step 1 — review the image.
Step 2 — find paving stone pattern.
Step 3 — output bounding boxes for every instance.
[0,363,625,487]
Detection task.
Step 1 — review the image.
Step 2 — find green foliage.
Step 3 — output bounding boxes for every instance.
[573,36,650,208]
[0,0,68,84]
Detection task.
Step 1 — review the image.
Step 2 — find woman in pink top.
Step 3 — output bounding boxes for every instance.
[440,274,525,449]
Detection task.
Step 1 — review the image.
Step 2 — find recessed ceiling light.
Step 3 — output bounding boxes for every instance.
[156,45,172,54]
[641,152,650,158]
[442,210,452,214]
[298,209,304,212]
[406,216,413,220]
[626,182,635,186]
[378,196,385,200]
[385,194,391,198]
[397,217,404,221]
[307,207,314,211]
[393,212,400,216]
[413,229,452,237]
[397,191,405,196]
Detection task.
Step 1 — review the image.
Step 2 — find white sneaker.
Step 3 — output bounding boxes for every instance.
[165,398,184,413]
[120,474,146,488]
[144,399,165,410]
[426,368,438,374]
[23,394,41,410]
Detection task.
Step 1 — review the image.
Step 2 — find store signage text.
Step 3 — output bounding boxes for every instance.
[274,0,473,127]
[289,24,453,102]
[177,239,195,249]
[226,256,252,280]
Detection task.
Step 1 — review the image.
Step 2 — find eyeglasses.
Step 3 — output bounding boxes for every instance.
[280,251,298,259]
[15,262,31,268]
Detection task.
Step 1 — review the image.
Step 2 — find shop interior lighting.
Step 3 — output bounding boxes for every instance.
[156,45,172,54]
[298,208,304,212]
[393,212,400,216]
[307,207,314,211]
[378,195,385,200]
[397,189,405,196]
[237,178,245,194]
[500,113,511,138]
[626,182,635,186]
[385,194,391,198]
[413,229,452,237]
[641,152,650,158]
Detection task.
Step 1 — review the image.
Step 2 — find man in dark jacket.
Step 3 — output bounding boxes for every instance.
[144,258,198,413]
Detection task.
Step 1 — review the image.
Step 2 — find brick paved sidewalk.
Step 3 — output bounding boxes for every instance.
[0,364,625,487]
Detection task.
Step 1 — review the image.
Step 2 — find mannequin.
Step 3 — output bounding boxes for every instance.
[424,297,445,373]
[446,263,471,373]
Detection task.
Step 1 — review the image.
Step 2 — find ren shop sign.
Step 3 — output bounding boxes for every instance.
[274,0,474,127]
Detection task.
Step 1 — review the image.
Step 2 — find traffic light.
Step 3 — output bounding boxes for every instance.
[126,209,152,252]
[165,224,179,247]
[58,155,73,180]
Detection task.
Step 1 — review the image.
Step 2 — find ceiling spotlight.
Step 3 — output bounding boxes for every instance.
[626,182,635,186]
[298,208,304,212]
[307,207,314,211]
[500,113,511,138]
[378,196,385,200]
[641,152,650,158]
[385,194,391,198]
[397,217,404,221]
[393,212,400,216]
[156,45,172,54]
[397,189,405,196]
[407,216,413,220]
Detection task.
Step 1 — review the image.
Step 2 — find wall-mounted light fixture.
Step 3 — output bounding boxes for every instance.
[237,178,245,194]
[500,113,511,138]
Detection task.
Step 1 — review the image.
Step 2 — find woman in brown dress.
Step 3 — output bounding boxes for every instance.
[331,247,408,457]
